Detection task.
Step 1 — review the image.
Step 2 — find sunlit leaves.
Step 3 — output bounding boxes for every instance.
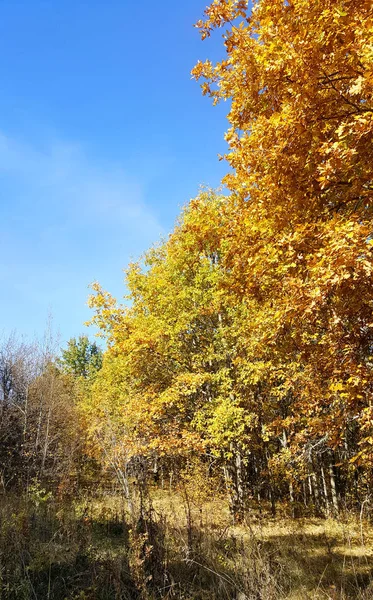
[82,0,373,501]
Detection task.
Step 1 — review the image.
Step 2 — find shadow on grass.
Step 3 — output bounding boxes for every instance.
[260,531,373,599]
[1,497,373,600]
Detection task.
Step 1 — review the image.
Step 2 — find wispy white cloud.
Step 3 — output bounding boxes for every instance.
[0,132,162,235]
[0,131,165,340]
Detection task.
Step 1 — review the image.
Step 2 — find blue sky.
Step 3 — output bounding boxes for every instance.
[0,0,229,345]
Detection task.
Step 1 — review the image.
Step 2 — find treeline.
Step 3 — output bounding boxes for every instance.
[0,333,102,495]
[84,0,373,520]
[86,188,372,520]
[2,0,373,524]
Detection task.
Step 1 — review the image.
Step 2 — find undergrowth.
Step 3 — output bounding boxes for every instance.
[0,490,372,599]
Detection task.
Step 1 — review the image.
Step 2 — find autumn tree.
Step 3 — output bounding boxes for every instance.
[192,0,373,505]
[85,189,287,517]
[83,0,373,518]
[0,334,37,489]
[0,331,90,495]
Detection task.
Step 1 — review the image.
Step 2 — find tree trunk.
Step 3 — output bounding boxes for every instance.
[282,430,295,516]
[223,448,245,522]
[311,469,321,516]
[41,406,51,476]
[321,465,330,517]
[265,449,276,517]
[328,456,339,515]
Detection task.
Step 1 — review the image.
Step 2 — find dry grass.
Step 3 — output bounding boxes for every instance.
[0,489,372,599]
[148,487,373,599]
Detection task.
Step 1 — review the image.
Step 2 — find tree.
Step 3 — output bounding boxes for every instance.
[59,336,103,379]
[0,334,38,489]
[0,332,85,494]
[86,190,282,518]
[82,0,373,518]
[192,0,373,499]
[85,192,250,512]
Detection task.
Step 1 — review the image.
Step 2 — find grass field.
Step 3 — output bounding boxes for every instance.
[0,489,372,599]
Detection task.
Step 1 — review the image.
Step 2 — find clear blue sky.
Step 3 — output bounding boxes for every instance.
[0,0,229,345]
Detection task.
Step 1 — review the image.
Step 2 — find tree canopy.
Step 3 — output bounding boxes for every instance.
[83,0,373,518]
